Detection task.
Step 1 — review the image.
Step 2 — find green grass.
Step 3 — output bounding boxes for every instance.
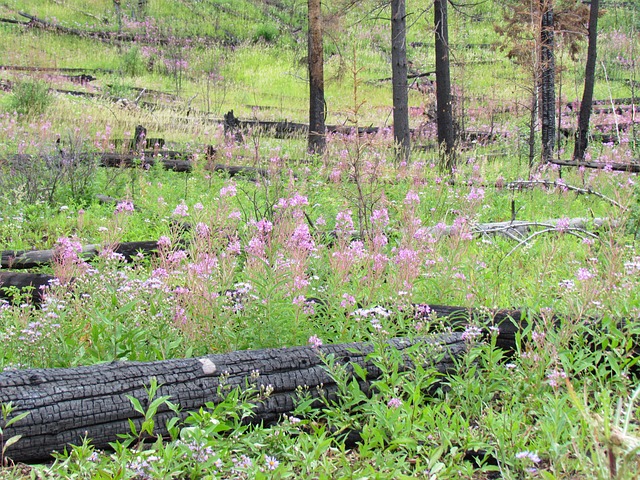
[0,1,640,478]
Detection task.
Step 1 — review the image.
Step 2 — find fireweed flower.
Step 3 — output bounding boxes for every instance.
[308,335,322,349]
[335,210,354,235]
[341,293,356,308]
[172,201,189,217]
[576,268,594,281]
[288,223,315,252]
[555,217,570,232]
[466,187,485,202]
[546,368,567,388]
[254,218,273,235]
[461,325,482,342]
[220,183,237,197]
[195,222,210,238]
[371,208,390,227]
[114,201,134,214]
[157,236,172,249]
[404,189,420,205]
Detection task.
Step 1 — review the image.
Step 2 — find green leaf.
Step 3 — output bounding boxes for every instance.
[126,395,144,415]
[4,410,30,428]
[2,434,23,453]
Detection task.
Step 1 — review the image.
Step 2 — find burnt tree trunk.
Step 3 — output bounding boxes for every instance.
[573,0,599,162]
[540,0,556,163]
[528,78,539,170]
[434,0,455,170]
[307,0,326,154]
[391,0,410,163]
[1,334,464,463]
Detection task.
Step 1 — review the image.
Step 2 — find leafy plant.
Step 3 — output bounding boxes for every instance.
[0,402,30,467]
[8,79,52,116]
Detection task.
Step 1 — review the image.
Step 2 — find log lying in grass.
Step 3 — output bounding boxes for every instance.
[0,272,53,304]
[213,163,269,179]
[1,241,160,270]
[0,65,114,74]
[0,334,465,463]
[420,217,614,241]
[549,159,640,173]
[99,152,193,172]
[2,296,638,464]
[13,11,222,46]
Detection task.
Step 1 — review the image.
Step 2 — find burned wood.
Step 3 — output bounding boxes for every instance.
[1,241,160,270]
[423,217,614,241]
[0,333,463,463]
[374,71,435,83]
[99,152,193,172]
[2,299,637,464]
[0,65,114,74]
[213,164,269,179]
[0,272,52,304]
[549,159,640,173]
[14,11,225,47]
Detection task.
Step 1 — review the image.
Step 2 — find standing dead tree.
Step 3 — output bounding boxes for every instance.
[308,0,326,154]
[434,0,456,171]
[391,0,410,163]
[573,0,600,161]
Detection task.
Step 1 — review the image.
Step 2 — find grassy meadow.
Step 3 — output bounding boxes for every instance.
[1,0,640,478]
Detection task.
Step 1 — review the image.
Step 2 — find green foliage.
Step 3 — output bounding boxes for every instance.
[0,402,30,467]
[0,1,639,478]
[7,80,52,117]
[119,46,144,77]
[253,23,279,43]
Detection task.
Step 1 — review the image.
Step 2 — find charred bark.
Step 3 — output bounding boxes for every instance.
[1,335,464,463]
[1,241,161,270]
[307,0,326,154]
[573,0,599,161]
[98,153,193,172]
[434,0,456,170]
[391,0,410,162]
[540,0,556,162]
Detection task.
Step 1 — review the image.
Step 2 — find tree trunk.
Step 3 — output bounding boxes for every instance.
[1,334,464,463]
[573,0,599,162]
[540,0,555,163]
[307,0,326,154]
[434,0,455,170]
[391,0,410,163]
[528,82,538,170]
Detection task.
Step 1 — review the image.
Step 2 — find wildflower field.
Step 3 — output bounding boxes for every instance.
[1,0,640,478]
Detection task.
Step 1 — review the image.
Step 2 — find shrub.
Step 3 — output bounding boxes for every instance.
[253,23,279,43]
[120,46,144,77]
[8,80,52,116]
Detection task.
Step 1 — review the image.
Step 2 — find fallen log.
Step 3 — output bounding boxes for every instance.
[1,241,160,270]
[549,159,640,173]
[213,163,269,179]
[0,65,114,74]
[15,11,223,47]
[0,272,52,304]
[421,217,613,241]
[0,334,464,463]
[99,152,193,172]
